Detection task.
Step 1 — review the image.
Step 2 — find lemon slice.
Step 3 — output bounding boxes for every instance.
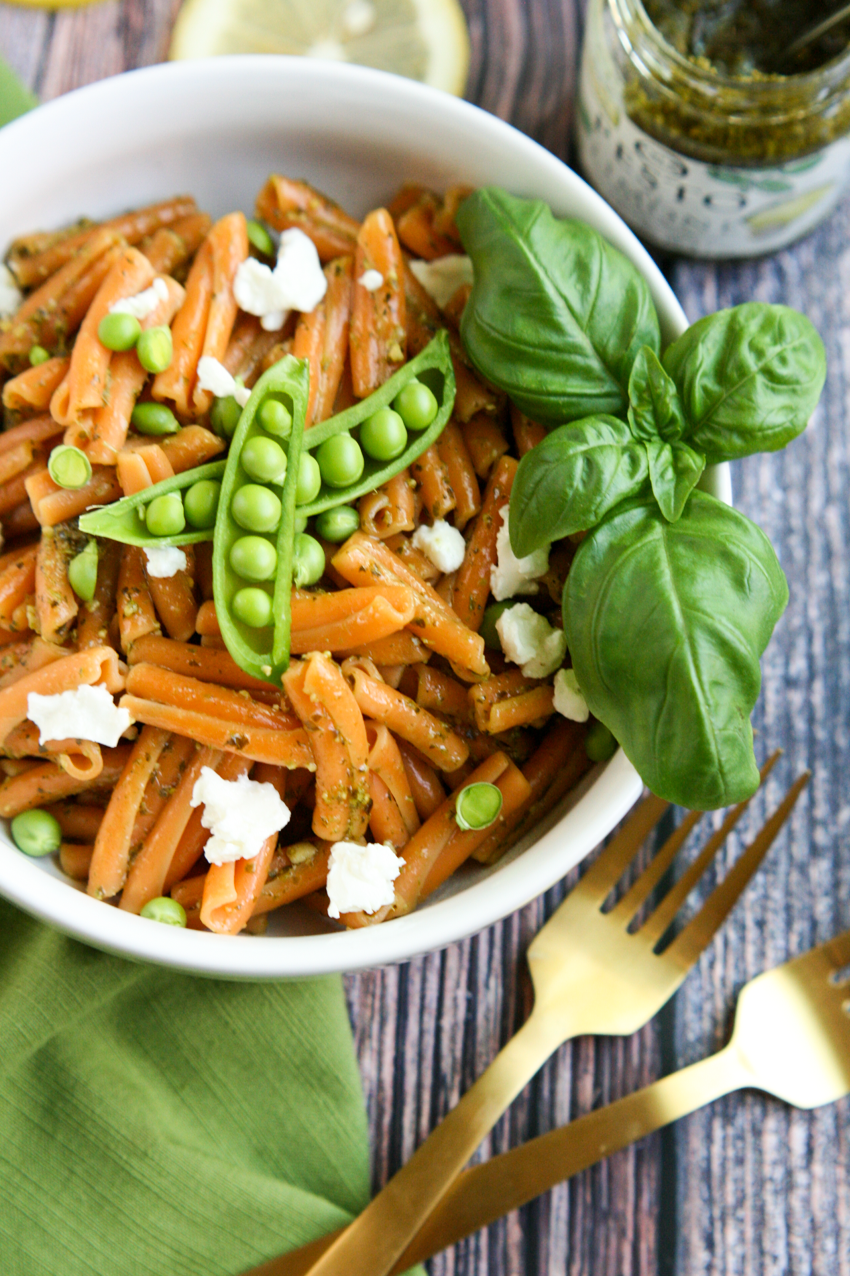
[169,0,470,96]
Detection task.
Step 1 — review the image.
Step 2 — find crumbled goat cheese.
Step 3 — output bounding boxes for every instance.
[234,228,327,331]
[109,276,169,321]
[0,264,23,318]
[144,545,188,579]
[342,0,376,36]
[326,840,403,919]
[196,356,251,407]
[496,602,566,679]
[28,684,134,748]
[408,254,474,310]
[411,519,466,573]
[552,668,590,722]
[490,504,549,600]
[190,767,291,866]
[357,268,384,291]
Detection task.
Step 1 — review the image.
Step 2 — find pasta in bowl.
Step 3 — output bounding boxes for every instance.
[0,58,725,977]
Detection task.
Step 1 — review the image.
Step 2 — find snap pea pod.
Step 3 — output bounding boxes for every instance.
[298,329,455,515]
[78,460,226,546]
[212,354,310,686]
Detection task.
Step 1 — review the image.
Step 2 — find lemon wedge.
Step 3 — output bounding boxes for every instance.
[169,0,470,96]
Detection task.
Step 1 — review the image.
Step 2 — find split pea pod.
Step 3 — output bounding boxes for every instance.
[78,460,226,546]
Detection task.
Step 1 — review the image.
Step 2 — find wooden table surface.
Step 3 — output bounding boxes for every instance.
[2,1,848,1273]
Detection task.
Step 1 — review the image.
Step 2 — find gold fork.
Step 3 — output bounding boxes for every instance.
[254,921,848,1276]
[264,757,808,1276]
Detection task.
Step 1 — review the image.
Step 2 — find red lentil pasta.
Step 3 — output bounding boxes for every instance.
[0,174,597,934]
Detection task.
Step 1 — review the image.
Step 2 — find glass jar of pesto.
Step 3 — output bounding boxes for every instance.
[577,0,850,256]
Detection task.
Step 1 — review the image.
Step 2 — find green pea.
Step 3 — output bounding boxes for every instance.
[585,721,618,763]
[230,535,277,582]
[97,311,142,352]
[28,344,50,366]
[211,394,242,439]
[394,379,438,431]
[145,492,186,538]
[247,219,275,257]
[455,782,503,831]
[295,453,322,505]
[184,479,221,529]
[130,401,180,436]
[140,896,187,927]
[291,533,325,587]
[258,396,292,438]
[293,513,308,534]
[68,540,99,603]
[11,808,62,857]
[242,436,288,485]
[232,586,273,628]
[316,433,364,489]
[479,600,521,651]
[360,407,408,461]
[231,483,282,534]
[136,325,173,374]
[315,505,360,543]
[47,445,92,490]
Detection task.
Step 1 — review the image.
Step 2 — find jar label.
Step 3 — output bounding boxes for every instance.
[576,44,850,257]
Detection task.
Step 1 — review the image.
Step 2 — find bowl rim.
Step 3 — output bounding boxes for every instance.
[0,56,729,977]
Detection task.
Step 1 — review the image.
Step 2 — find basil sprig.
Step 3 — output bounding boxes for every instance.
[457,188,826,809]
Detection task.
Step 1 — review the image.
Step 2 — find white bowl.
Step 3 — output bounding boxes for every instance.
[0,57,729,978]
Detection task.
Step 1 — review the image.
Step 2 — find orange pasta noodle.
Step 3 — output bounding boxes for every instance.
[141,211,212,275]
[1,720,103,782]
[255,175,359,261]
[125,663,298,734]
[410,666,473,723]
[0,644,125,746]
[453,453,518,631]
[249,841,333,917]
[511,403,547,455]
[0,543,38,630]
[294,254,353,425]
[289,584,416,654]
[0,744,130,817]
[2,360,70,413]
[358,469,415,539]
[25,465,123,528]
[436,420,481,529]
[118,695,314,770]
[116,446,172,496]
[433,184,475,243]
[350,208,407,397]
[365,721,419,838]
[0,415,63,459]
[117,545,161,651]
[470,667,555,734]
[44,799,105,843]
[0,635,66,689]
[86,724,171,899]
[0,456,47,518]
[199,761,284,934]
[461,412,511,478]
[337,628,430,667]
[332,532,488,678]
[34,527,78,644]
[0,441,35,488]
[49,247,156,426]
[151,234,213,415]
[120,743,222,915]
[145,547,197,643]
[396,739,446,820]
[159,424,225,472]
[59,842,94,882]
[194,599,220,637]
[383,533,440,583]
[410,443,456,520]
[368,772,410,850]
[38,249,122,353]
[191,212,249,415]
[283,652,369,842]
[1,502,40,539]
[77,538,121,650]
[122,732,197,880]
[342,661,469,773]
[164,751,252,891]
[126,633,281,701]
[396,191,458,259]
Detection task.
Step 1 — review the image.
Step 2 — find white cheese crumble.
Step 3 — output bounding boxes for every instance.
[196,356,251,407]
[234,228,327,331]
[490,504,549,600]
[496,602,566,679]
[109,276,169,321]
[409,254,474,310]
[326,840,403,919]
[28,684,134,748]
[144,544,188,579]
[358,268,384,291]
[0,264,23,318]
[411,519,466,573]
[342,0,376,36]
[553,668,590,722]
[190,767,291,866]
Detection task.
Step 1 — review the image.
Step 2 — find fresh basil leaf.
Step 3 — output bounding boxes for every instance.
[627,345,687,442]
[456,188,661,425]
[509,416,649,556]
[663,302,826,463]
[644,438,705,522]
[564,491,788,809]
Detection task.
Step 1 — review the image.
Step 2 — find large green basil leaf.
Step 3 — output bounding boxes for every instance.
[564,491,788,809]
[509,415,649,555]
[627,345,686,442]
[457,188,661,425]
[663,302,826,463]
[644,438,705,522]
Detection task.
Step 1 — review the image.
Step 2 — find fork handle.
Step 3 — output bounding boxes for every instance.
[299,1008,570,1276]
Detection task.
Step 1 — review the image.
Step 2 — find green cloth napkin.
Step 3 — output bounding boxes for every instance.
[0,56,425,1276]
